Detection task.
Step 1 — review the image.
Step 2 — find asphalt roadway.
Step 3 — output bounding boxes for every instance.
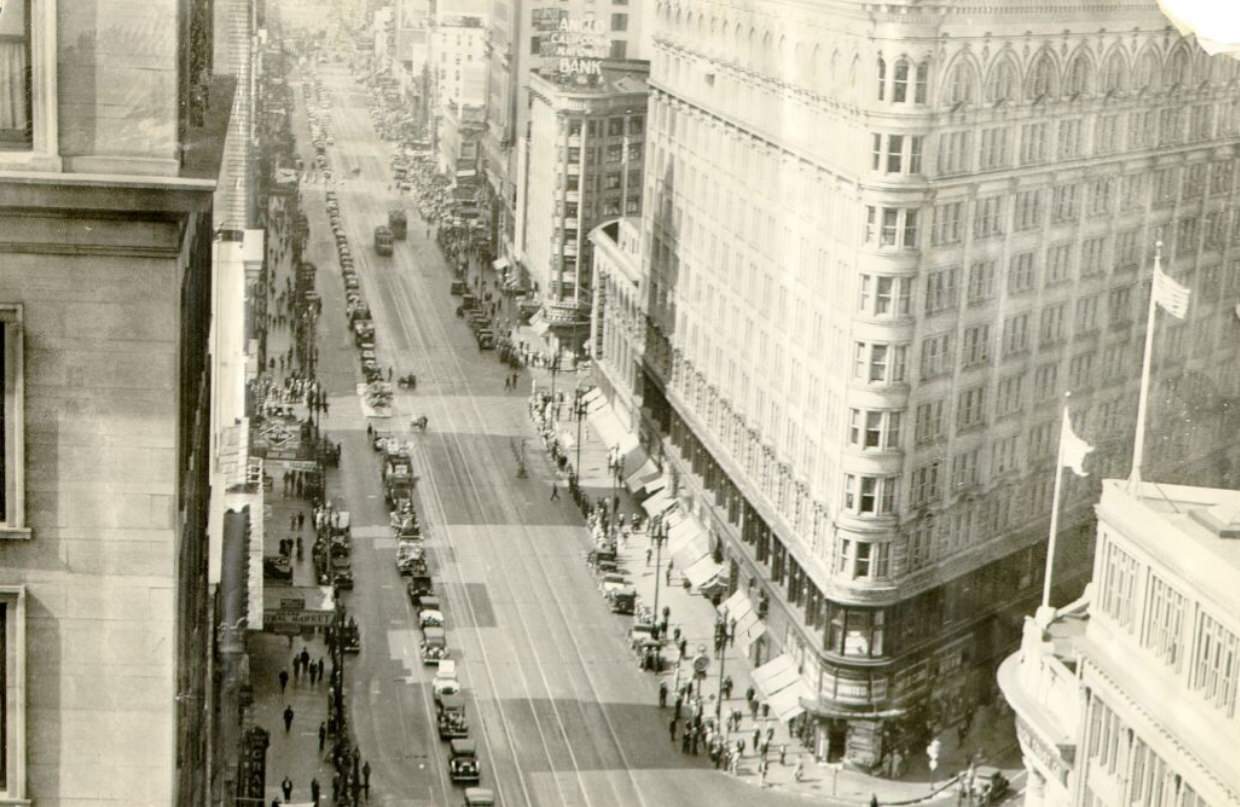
[297,64,809,807]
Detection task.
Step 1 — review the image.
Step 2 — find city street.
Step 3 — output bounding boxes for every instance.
[297,64,811,807]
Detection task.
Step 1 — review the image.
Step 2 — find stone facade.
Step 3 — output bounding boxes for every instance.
[629,0,1240,768]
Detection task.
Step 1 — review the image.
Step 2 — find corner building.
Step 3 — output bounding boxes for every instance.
[624,0,1240,768]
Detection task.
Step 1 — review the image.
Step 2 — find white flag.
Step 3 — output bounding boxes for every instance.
[1060,414,1094,477]
[1153,264,1191,319]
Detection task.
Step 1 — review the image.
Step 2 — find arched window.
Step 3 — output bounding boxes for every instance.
[893,58,910,102]
[1135,49,1160,92]
[1169,48,1190,88]
[988,58,1018,104]
[1029,52,1056,101]
[915,60,929,103]
[1102,52,1126,94]
[877,56,886,100]
[1066,54,1091,97]
[946,60,976,106]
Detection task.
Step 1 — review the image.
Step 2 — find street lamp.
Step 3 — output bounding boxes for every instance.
[714,609,728,723]
[549,354,561,413]
[650,520,668,623]
[573,387,587,475]
[611,452,625,516]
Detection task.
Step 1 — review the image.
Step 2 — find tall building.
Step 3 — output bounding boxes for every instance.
[0,0,244,803]
[998,479,1240,807]
[522,61,648,356]
[593,0,1240,769]
[482,0,648,277]
[432,11,488,111]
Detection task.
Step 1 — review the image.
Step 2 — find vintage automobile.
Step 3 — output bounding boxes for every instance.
[599,573,629,598]
[419,608,445,629]
[448,739,481,783]
[970,767,1010,806]
[608,585,637,615]
[433,659,461,700]
[436,693,469,739]
[263,555,293,582]
[449,279,467,296]
[462,787,496,807]
[333,569,355,590]
[407,574,433,606]
[421,626,448,665]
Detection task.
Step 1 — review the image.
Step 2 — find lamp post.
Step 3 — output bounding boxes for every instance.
[651,521,667,623]
[714,609,728,723]
[612,453,625,515]
[573,388,587,475]
[549,354,561,412]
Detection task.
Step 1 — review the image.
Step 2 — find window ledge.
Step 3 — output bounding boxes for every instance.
[0,798,31,807]
[0,527,32,541]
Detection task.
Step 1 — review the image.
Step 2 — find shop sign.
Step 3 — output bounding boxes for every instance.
[1016,718,1071,786]
[542,15,608,83]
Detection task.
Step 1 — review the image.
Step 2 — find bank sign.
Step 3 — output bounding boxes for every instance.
[538,13,609,82]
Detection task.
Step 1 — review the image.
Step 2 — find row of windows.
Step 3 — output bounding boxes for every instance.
[1098,538,1239,717]
[934,107,1237,178]
[1086,697,1212,807]
[929,165,1237,248]
[565,115,645,138]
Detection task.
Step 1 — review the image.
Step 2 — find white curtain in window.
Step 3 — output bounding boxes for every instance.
[0,39,28,132]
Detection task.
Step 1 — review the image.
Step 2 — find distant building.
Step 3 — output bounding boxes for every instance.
[432,12,488,111]
[998,479,1240,807]
[521,61,648,358]
[482,0,649,280]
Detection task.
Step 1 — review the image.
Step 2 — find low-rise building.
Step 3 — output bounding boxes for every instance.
[998,479,1240,807]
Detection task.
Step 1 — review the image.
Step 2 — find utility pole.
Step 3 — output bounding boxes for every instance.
[714,610,728,723]
[574,389,585,475]
[651,522,666,619]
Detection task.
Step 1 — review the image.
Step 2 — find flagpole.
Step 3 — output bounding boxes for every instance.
[1040,396,1071,611]
[1129,240,1163,490]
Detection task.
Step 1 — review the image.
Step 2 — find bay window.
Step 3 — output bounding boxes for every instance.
[826,604,886,658]
[0,0,30,147]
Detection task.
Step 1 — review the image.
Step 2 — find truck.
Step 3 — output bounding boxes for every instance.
[388,209,408,240]
[374,225,394,256]
[436,693,469,739]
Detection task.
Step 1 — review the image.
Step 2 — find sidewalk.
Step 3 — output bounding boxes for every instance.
[517,354,1023,805]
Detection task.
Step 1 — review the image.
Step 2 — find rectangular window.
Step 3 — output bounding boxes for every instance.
[1115,229,1141,272]
[1008,252,1036,293]
[973,196,1005,239]
[937,130,971,175]
[1159,106,1183,146]
[961,324,990,367]
[1069,351,1096,390]
[992,435,1019,475]
[1075,295,1099,333]
[1057,118,1083,159]
[609,39,628,59]
[1100,542,1140,630]
[1020,122,1048,165]
[0,586,27,795]
[1080,236,1106,277]
[924,266,959,314]
[1210,161,1234,196]
[911,461,941,506]
[1014,189,1043,232]
[1046,244,1073,284]
[979,127,1009,170]
[1052,184,1079,224]
[0,307,23,533]
[1039,303,1066,345]
[1088,178,1113,218]
[1095,114,1120,154]
[1034,362,1059,401]
[0,0,31,148]
[914,400,945,446]
[996,373,1024,416]
[956,386,986,431]
[967,260,996,306]
[886,134,904,173]
[1143,575,1185,668]
[1108,285,1133,326]
[951,449,980,490]
[1193,612,1238,714]
[1129,109,1156,148]
[919,332,953,380]
[610,12,628,31]
[1002,313,1029,356]
[1154,167,1180,207]
[932,202,963,246]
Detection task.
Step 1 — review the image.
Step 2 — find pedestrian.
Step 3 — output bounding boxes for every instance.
[646,547,652,566]
[737,737,746,757]
[279,669,289,693]
[759,758,768,788]
[750,698,760,719]
[362,761,371,799]
[283,704,295,733]
[298,512,306,531]
[722,675,733,701]
[871,795,880,807]
[665,562,673,586]
[658,681,668,708]
[281,776,293,801]
[678,638,688,659]
[292,656,301,682]
[745,685,755,704]
[779,743,787,766]
[681,729,691,754]
[309,662,317,685]
[550,482,560,501]
[319,721,327,751]
[311,778,321,807]
[753,727,761,751]
[729,618,737,648]
[766,726,775,745]
[317,658,325,681]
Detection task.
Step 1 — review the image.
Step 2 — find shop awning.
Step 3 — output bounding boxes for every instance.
[719,589,767,647]
[752,654,813,721]
[684,554,724,588]
[642,489,677,518]
[581,387,603,407]
[625,459,659,493]
[492,257,510,271]
[670,521,710,570]
[587,404,636,457]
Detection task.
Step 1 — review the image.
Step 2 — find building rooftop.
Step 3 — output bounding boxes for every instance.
[531,60,650,100]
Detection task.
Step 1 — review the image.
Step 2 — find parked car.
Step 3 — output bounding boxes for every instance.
[448,739,481,783]
[433,659,461,700]
[263,555,293,582]
[421,627,448,665]
[462,787,496,807]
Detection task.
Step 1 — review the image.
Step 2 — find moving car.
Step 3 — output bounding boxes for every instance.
[463,787,496,807]
[450,279,467,296]
[374,225,394,256]
[419,608,445,629]
[971,767,1010,805]
[448,739,481,783]
[599,573,629,597]
[608,585,637,615]
[407,574,433,606]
